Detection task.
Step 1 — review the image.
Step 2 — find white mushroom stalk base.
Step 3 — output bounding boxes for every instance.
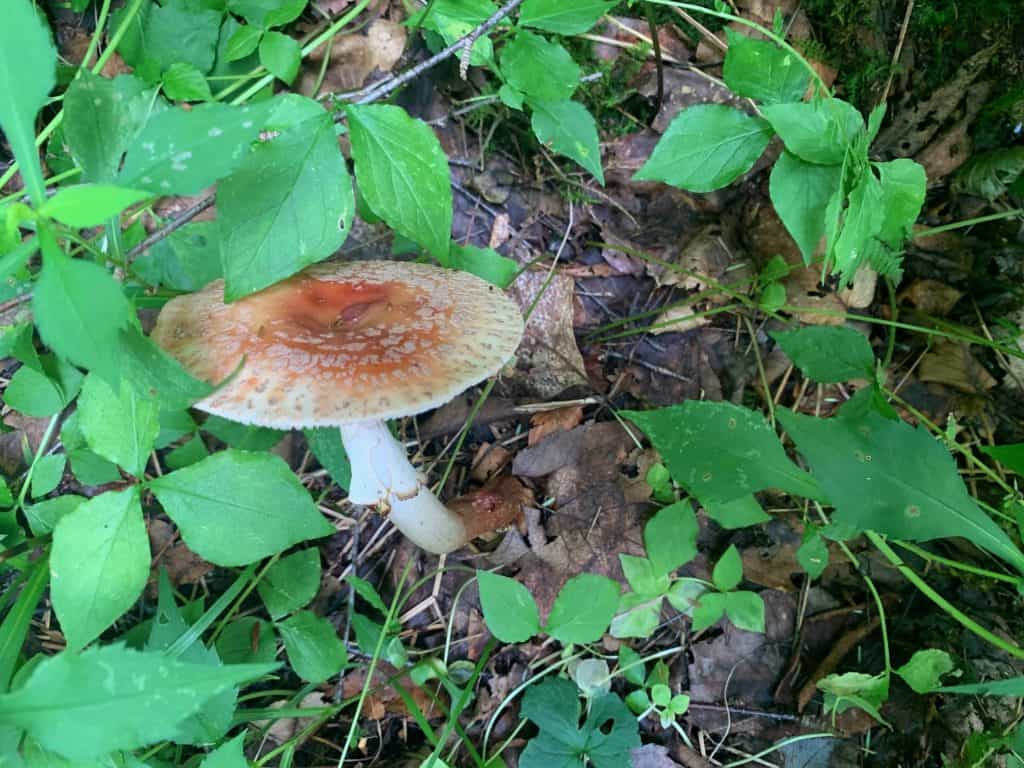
[340,420,468,554]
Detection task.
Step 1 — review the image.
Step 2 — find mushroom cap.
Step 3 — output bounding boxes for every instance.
[152,260,525,428]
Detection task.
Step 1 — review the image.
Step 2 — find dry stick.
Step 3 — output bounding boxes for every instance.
[879,0,915,106]
[124,195,216,262]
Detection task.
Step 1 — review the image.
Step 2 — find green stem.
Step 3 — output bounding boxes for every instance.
[914,209,1024,238]
[892,540,1020,584]
[81,0,114,71]
[15,415,60,513]
[867,531,1024,660]
[720,733,835,768]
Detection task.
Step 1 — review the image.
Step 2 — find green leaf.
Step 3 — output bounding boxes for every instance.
[225,24,263,61]
[229,0,307,28]
[215,617,277,665]
[30,455,64,498]
[519,0,617,34]
[777,405,1024,573]
[25,495,85,536]
[50,489,149,651]
[32,246,134,384]
[200,732,247,768]
[276,610,347,684]
[690,592,726,633]
[0,0,56,205]
[502,31,580,103]
[619,555,670,598]
[956,146,1024,201]
[202,415,286,451]
[63,72,158,183]
[120,101,270,195]
[218,99,354,300]
[769,151,843,263]
[449,243,519,288]
[304,427,351,491]
[770,325,875,383]
[874,159,926,248]
[345,104,452,263]
[982,443,1024,476]
[701,494,771,529]
[39,185,150,228]
[723,29,809,105]
[712,545,743,591]
[259,30,300,84]
[257,548,321,619]
[762,98,865,165]
[4,359,80,418]
[644,500,698,574]
[624,401,821,503]
[818,671,889,724]
[665,579,704,614]
[166,435,210,470]
[162,62,213,102]
[134,221,223,292]
[797,527,829,579]
[617,646,645,687]
[940,676,1024,696]
[0,644,275,759]
[895,649,956,693]
[407,0,497,67]
[519,678,639,768]
[528,99,604,183]
[78,373,160,477]
[829,169,884,282]
[119,325,215,411]
[610,592,662,639]
[114,0,221,77]
[545,574,620,645]
[149,450,334,566]
[476,570,540,642]
[724,591,764,632]
[634,105,773,192]
[346,575,388,615]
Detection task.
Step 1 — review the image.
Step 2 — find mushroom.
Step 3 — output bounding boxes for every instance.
[152,260,524,554]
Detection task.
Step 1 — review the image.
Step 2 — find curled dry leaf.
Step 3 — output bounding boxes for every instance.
[448,475,531,542]
[527,405,584,446]
[897,279,964,316]
[918,341,997,394]
[298,19,406,96]
[340,663,437,720]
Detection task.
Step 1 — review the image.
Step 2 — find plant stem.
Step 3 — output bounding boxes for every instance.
[867,531,1024,660]
[892,540,1020,584]
[15,415,60,513]
[914,209,1024,238]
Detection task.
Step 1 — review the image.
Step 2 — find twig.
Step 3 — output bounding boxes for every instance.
[672,6,727,52]
[879,0,915,105]
[460,0,526,79]
[125,195,216,262]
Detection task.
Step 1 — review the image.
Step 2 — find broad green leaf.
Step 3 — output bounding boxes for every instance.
[25,495,85,536]
[259,31,300,85]
[634,105,773,192]
[644,500,698,574]
[769,150,843,263]
[133,221,222,292]
[476,570,540,642]
[830,169,884,282]
[4,359,80,418]
[818,671,889,724]
[202,415,286,451]
[982,443,1024,475]
[665,579,704,614]
[712,545,743,591]
[50,489,149,651]
[690,592,726,633]
[218,100,354,300]
[32,252,135,383]
[39,185,150,228]
[229,0,307,27]
[115,0,221,77]
[149,450,334,566]
[407,0,497,67]
[624,401,821,503]
[277,610,347,684]
[762,98,864,165]
[166,435,210,470]
[78,373,160,478]
[120,101,270,195]
[225,25,263,61]
[501,31,580,103]
[519,678,639,768]
[345,575,388,615]
[210,17,261,96]
[609,592,662,639]
[545,574,620,645]
[519,0,617,34]
[162,62,213,102]
[30,455,64,499]
[874,159,927,247]
[200,732,247,768]
[797,528,829,579]
[119,325,215,411]
[777,405,1024,573]
[724,591,764,633]
[63,72,157,183]
[449,243,519,288]
[257,548,321,619]
[0,558,48,692]
[345,104,452,262]
[0,0,56,204]
[528,99,604,183]
[723,29,809,105]
[69,450,122,486]
[619,555,670,598]
[895,649,955,693]
[770,325,875,383]
[304,427,352,491]
[215,617,277,665]
[0,644,275,759]
[701,494,771,529]
[617,646,645,687]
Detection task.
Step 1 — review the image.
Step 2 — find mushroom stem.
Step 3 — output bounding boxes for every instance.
[340,420,468,554]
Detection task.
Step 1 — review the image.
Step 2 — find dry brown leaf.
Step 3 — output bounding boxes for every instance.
[646,226,732,290]
[784,266,846,326]
[298,19,406,96]
[340,663,438,719]
[838,267,878,310]
[919,341,996,393]
[650,304,710,335]
[528,406,584,446]
[469,442,512,482]
[897,279,963,316]
[449,476,531,542]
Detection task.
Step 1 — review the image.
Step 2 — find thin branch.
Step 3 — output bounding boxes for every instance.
[125,195,216,262]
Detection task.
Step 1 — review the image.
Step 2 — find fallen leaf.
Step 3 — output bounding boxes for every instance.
[528,406,584,446]
[340,663,438,719]
[469,442,512,482]
[298,19,406,96]
[897,279,963,316]
[918,341,996,393]
[449,475,531,542]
